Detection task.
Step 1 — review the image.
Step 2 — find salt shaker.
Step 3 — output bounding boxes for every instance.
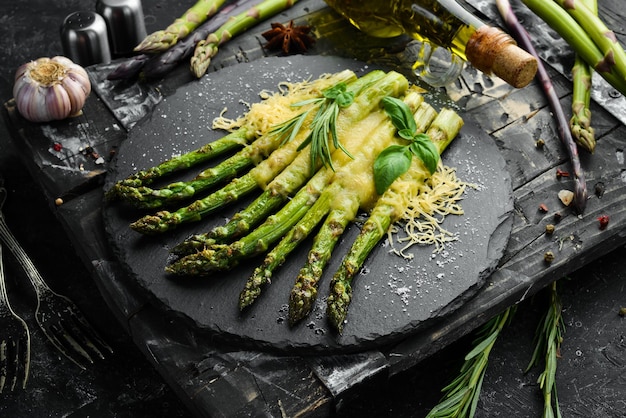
[96,0,147,56]
[60,11,112,66]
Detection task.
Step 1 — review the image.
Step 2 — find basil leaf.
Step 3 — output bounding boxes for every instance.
[398,128,415,141]
[373,145,413,194]
[382,96,417,133]
[323,82,347,100]
[409,138,440,174]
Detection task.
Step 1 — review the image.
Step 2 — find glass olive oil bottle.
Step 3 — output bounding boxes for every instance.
[325,0,537,88]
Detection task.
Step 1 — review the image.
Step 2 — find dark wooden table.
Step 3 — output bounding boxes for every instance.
[3,0,626,416]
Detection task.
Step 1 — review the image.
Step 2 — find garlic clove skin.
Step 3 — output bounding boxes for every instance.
[13,56,91,123]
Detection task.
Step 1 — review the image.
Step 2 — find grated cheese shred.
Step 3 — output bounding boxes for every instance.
[388,163,475,258]
[211,72,354,136]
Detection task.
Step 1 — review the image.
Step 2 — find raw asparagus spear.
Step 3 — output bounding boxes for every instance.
[190,0,300,78]
[109,0,261,80]
[166,73,413,275]
[239,91,425,310]
[135,0,227,53]
[171,70,391,253]
[569,0,597,153]
[521,0,626,95]
[326,108,464,333]
[551,0,626,78]
[289,101,438,324]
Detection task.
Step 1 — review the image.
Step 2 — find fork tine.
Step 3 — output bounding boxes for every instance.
[0,339,8,392]
[0,338,18,392]
[69,309,113,355]
[17,329,30,390]
[40,324,92,370]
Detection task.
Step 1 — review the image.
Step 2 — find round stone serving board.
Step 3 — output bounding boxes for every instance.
[103,55,513,354]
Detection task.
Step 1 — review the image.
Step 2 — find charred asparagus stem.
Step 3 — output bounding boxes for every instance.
[135,0,227,53]
[190,0,300,78]
[569,0,597,153]
[289,101,438,324]
[238,91,426,310]
[326,108,464,333]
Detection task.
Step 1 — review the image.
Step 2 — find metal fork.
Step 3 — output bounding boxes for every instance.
[0,184,112,369]
[0,243,30,392]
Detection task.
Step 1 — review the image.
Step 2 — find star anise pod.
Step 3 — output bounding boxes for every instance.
[262,20,316,55]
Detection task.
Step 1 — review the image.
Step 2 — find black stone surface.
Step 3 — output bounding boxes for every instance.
[0,1,625,417]
[103,55,513,353]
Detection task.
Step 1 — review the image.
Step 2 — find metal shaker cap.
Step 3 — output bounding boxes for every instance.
[96,0,147,56]
[60,11,112,66]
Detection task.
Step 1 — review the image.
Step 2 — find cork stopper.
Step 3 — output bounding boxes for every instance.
[465,26,537,88]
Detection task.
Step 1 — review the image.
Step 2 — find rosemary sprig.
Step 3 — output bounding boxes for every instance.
[426,307,515,418]
[526,281,565,418]
[270,82,355,173]
[373,96,439,194]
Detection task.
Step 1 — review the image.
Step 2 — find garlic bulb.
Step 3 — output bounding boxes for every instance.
[13,56,91,123]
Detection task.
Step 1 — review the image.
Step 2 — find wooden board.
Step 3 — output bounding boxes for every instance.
[102,55,513,354]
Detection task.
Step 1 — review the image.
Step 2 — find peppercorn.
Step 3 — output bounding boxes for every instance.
[544,251,555,263]
[598,215,609,230]
[545,224,555,234]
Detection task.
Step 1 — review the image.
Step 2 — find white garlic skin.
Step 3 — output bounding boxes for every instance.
[13,56,91,123]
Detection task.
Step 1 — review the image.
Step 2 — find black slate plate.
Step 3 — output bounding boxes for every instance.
[103,55,513,354]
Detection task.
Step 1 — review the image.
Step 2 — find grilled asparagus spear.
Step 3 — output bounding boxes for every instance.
[166,72,412,273]
[289,100,438,324]
[327,108,464,333]
[239,90,425,310]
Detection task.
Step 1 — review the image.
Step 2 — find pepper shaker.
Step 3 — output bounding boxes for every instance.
[60,11,112,66]
[96,0,147,56]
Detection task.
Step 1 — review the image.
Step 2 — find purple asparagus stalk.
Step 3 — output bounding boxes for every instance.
[496,0,587,214]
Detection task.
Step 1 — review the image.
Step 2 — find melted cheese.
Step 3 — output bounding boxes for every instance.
[329,91,425,212]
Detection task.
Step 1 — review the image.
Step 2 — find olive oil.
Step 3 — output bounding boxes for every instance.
[325,0,538,88]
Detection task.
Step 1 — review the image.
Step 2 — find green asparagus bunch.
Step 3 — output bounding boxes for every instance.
[190,0,301,78]
[521,0,626,96]
[134,70,405,235]
[135,0,228,53]
[326,106,464,332]
[164,71,410,259]
[111,68,467,333]
[239,89,426,312]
